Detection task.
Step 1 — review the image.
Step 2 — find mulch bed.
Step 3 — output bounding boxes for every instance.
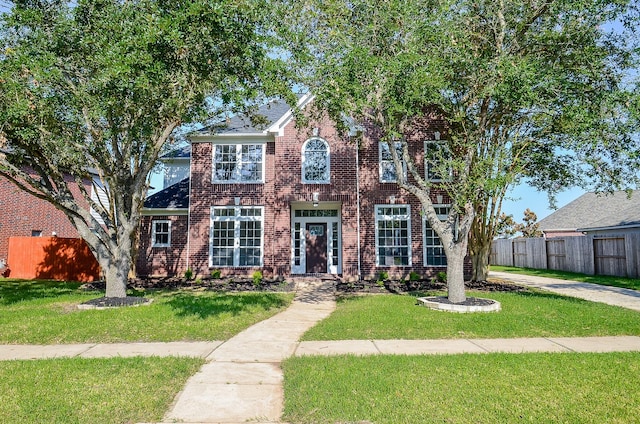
[78,276,524,308]
[79,296,152,309]
[336,278,525,294]
[81,277,295,293]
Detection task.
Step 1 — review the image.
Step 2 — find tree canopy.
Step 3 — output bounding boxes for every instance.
[0,0,294,297]
[284,0,640,301]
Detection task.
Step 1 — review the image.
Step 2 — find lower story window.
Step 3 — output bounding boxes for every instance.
[152,220,171,247]
[375,205,411,266]
[424,205,449,266]
[210,206,263,267]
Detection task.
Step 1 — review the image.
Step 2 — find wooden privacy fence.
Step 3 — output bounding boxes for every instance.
[7,237,100,282]
[491,234,640,278]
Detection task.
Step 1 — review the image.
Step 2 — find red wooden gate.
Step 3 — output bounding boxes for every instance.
[7,237,100,282]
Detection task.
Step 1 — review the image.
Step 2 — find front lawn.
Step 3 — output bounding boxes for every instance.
[301,290,640,340]
[0,279,293,344]
[0,356,203,424]
[490,265,640,291]
[283,352,640,423]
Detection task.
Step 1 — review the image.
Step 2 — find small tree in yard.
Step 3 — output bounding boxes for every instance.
[515,209,542,238]
[0,0,294,299]
[283,0,640,302]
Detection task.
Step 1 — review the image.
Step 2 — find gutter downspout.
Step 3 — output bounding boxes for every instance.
[185,144,193,274]
[355,136,362,280]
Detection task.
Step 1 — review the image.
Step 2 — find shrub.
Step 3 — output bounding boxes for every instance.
[437,271,447,283]
[184,268,193,280]
[409,271,421,281]
[252,270,263,287]
[210,269,222,279]
[378,271,389,281]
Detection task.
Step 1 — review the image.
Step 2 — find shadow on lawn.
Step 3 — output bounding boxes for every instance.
[165,292,289,319]
[0,279,85,305]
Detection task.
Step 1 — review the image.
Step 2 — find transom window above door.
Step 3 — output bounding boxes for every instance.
[212,143,264,183]
[302,137,330,183]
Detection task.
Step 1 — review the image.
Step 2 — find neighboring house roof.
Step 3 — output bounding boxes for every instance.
[144,178,189,209]
[538,191,640,233]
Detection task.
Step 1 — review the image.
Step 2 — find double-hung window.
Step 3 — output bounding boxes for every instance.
[424,205,449,266]
[424,140,451,181]
[375,205,411,266]
[379,141,406,183]
[210,206,263,267]
[302,137,330,183]
[152,220,171,247]
[213,143,264,183]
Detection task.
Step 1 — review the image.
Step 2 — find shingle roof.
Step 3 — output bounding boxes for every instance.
[161,145,191,159]
[144,178,189,209]
[538,191,640,232]
[193,97,297,136]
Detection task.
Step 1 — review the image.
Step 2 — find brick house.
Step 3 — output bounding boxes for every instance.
[137,94,460,281]
[0,168,95,273]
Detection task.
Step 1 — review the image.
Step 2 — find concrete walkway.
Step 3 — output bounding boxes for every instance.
[161,279,336,424]
[1,273,640,423]
[489,271,640,312]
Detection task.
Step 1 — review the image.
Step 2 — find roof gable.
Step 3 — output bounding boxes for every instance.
[191,93,311,138]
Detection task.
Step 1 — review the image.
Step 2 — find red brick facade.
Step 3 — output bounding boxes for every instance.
[138,102,471,281]
[0,170,91,266]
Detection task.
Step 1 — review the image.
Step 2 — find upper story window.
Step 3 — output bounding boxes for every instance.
[424,134,451,181]
[302,137,330,183]
[379,141,406,183]
[213,144,264,183]
[152,220,171,247]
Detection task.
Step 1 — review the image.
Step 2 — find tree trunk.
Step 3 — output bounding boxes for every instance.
[471,242,491,282]
[96,233,134,299]
[446,242,467,303]
[103,259,129,298]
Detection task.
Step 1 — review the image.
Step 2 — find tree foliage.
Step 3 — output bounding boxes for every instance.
[0,0,293,297]
[284,0,640,301]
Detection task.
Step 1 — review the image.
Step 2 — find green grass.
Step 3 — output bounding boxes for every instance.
[0,279,293,344]
[491,265,640,290]
[0,356,203,424]
[283,352,640,424]
[302,290,640,340]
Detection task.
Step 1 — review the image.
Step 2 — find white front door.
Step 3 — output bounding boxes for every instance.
[291,206,341,274]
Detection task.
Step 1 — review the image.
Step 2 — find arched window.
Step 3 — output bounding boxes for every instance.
[302,137,330,183]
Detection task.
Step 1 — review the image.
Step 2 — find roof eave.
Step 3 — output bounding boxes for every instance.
[265,93,315,137]
[142,208,189,216]
[577,223,640,232]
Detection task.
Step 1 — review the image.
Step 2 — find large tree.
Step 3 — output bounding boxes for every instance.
[0,0,293,298]
[285,0,640,302]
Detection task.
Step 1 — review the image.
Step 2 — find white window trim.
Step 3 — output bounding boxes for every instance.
[375,204,412,267]
[424,140,452,182]
[301,137,331,184]
[423,204,450,267]
[152,220,171,248]
[379,141,407,183]
[291,206,342,275]
[212,143,265,184]
[209,206,264,267]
